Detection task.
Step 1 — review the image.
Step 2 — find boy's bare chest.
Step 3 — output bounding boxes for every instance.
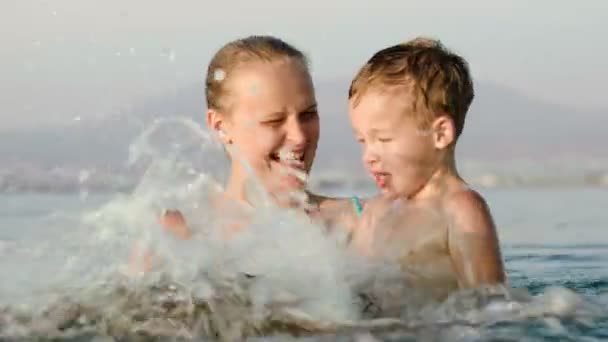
[363,209,458,296]
[388,218,449,262]
[363,204,450,259]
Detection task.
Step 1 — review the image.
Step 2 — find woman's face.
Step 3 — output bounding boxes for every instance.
[210,59,320,198]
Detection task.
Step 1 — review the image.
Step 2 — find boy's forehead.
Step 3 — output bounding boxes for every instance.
[351,86,416,113]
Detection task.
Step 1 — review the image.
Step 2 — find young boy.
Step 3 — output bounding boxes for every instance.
[347,37,505,299]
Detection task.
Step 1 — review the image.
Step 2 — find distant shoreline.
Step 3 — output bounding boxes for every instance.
[1,174,606,195]
[2,158,608,195]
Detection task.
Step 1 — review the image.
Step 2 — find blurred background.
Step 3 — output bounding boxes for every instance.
[1,0,607,193]
[2,4,608,339]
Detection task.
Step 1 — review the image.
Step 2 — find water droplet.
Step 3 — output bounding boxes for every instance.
[213,69,226,81]
[78,170,90,183]
[416,128,432,137]
[249,84,259,95]
[73,116,81,121]
[115,51,122,57]
[161,48,176,62]
[129,47,136,56]
[51,10,57,16]
[24,61,35,72]
[32,40,41,47]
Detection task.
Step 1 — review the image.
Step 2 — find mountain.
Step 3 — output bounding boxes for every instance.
[311,79,605,167]
[1,79,605,175]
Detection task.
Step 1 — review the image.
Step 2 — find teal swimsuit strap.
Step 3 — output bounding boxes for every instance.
[351,196,363,216]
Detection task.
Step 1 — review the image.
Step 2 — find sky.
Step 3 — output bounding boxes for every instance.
[1,0,607,129]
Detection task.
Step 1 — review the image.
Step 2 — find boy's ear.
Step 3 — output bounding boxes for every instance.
[431,114,455,149]
[206,109,232,144]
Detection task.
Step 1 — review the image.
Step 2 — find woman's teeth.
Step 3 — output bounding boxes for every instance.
[278,150,303,162]
[271,150,307,183]
[270,150,304,164]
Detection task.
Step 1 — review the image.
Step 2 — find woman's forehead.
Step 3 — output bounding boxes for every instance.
[227,62,315,115]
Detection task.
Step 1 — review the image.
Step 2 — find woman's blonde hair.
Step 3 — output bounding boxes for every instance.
[205,35,309,113]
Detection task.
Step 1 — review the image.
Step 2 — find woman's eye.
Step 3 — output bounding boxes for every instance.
[299,111,318,121]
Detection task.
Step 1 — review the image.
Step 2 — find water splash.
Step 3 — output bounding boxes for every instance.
[0,118,606,341]
[161,48,176,63]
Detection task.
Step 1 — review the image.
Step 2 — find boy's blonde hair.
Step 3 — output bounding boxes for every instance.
[205,35,309,113]
[349,37,474,139]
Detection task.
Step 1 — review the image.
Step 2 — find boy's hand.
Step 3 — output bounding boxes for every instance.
[446,190,506,288]
[160,209,192,240]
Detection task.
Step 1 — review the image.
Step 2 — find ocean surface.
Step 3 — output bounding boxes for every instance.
[1,187,607,341]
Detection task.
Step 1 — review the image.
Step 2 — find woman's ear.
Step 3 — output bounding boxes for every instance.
[431,114,455,149]
[206,109,232,144]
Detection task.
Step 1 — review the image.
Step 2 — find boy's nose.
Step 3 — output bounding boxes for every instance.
[362,145,379,166]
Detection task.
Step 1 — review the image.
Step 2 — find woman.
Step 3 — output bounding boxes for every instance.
[149,36,364,252]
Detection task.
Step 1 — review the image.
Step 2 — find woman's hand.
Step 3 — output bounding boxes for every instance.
[159,209,192,240]
[127,209,192,276]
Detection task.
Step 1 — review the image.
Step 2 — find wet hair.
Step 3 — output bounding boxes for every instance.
[349,37,474,139]
[205,35,310,113]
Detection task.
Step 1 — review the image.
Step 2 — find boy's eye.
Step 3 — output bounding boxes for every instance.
[261,118,285,126]
[378,137,392,142]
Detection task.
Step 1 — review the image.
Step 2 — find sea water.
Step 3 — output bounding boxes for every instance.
[1,119,607,341]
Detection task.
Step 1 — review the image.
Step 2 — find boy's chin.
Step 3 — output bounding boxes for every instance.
[381,185,413,200]
[380,187,399,199]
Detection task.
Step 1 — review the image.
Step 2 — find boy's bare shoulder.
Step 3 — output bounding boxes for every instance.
[442,187,505,287]
[443,188,495,235]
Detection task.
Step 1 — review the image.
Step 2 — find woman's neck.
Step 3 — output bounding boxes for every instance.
[224,166,251,205]
[224,165,317,210]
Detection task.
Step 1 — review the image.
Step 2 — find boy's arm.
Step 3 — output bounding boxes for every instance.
[446,190,505,288]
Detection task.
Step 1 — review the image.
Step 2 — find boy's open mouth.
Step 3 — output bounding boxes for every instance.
[372,171,390,188]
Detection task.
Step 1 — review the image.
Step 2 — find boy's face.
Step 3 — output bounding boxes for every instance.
[349,88,441,199]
